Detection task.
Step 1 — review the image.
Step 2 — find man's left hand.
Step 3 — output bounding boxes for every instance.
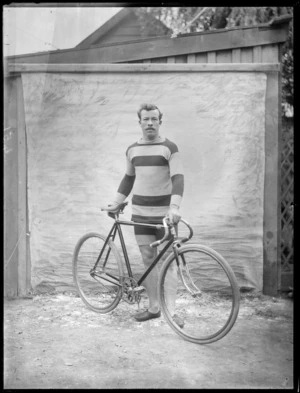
[167,205,181,225]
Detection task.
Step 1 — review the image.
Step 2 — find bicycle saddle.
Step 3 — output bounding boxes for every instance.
[100,201,128,214]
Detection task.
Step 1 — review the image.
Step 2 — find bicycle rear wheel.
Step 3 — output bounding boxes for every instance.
[73,232,124,313]
[159,244,240,344]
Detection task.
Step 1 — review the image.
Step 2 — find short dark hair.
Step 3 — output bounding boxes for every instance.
[137,103,163,121]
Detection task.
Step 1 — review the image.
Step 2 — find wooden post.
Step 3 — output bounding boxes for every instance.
[16,76,30,296]
[263,71,281,295]
[4,77,19,297]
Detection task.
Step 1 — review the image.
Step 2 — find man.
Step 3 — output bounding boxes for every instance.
[106,103,184,326]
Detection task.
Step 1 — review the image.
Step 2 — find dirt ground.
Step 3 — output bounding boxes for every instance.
[4,290,293,389]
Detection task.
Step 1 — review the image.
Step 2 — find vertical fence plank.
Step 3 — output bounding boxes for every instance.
[167,56,176,63]
[187,54,196,63]
[241,48,253,63]
[232,49,241,62]
[175,55,187,63]
[253,46,262,62]
[195,53,207,63]
[207,52,216,63]
[216,50,232,63]
[150,57,168,63]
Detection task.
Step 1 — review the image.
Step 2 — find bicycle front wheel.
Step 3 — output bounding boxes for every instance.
[73,232,124,313]
[159,244,240,344]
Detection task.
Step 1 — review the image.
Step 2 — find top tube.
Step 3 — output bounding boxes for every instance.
[101,201,193,247]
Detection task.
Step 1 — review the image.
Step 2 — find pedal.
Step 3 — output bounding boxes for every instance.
[133,286,145,293]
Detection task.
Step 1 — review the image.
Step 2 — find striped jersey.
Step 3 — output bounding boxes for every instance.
[116,136,184,223]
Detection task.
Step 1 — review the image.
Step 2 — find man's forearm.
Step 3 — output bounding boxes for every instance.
[114,174,135,204]
[171,174,184,208]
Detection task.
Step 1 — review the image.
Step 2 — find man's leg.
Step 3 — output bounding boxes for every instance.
[139,244,178,315]
[160,247,178,316]
[134,232,183,326]
[139,244,160,314]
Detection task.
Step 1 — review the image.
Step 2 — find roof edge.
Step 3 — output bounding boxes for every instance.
[75,7,130,49]
[4,14,292,61]
[269,14,293,26]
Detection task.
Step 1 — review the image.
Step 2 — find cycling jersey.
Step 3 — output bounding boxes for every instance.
[116,136,184,223]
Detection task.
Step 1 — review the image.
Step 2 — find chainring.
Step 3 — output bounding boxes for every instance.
[122,277,146,305]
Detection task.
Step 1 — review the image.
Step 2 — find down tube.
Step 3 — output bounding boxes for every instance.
[137,239,174,286]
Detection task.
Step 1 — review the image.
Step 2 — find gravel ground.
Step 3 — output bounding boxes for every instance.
[4,291,293,389]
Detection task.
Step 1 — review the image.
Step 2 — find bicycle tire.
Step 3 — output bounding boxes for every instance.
[73,232,124,313]
[159,244,240,344]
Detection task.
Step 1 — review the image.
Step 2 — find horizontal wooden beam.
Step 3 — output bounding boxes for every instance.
[6,23,289,65]
[7,63,280,75]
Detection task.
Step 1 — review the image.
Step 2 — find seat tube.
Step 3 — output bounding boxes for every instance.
[97,224,117,268]
[117,222,133,277]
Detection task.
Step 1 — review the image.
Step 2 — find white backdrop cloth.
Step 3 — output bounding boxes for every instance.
[22,71,266,291]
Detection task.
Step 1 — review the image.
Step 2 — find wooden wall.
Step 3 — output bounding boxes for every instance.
[128,44,280,64]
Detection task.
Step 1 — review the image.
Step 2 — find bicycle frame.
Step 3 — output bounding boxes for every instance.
[75,207,240,344]
[96,216,175,288]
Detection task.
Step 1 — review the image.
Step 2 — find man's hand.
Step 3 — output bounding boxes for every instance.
[101,202,122,212]
[166,205,181,225]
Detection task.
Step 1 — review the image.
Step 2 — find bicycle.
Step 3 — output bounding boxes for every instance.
[72,202,240,344]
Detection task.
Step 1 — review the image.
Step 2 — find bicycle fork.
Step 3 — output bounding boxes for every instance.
[172,244,202,297]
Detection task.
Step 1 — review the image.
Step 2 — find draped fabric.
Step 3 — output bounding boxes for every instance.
[22,71,266,292]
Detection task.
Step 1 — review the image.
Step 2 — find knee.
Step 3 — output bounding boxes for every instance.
[140,246,156,266]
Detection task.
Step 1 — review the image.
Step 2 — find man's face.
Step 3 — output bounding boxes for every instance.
[139,109,161,141]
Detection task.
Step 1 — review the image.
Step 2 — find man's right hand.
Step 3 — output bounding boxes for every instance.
[100,202,121,212]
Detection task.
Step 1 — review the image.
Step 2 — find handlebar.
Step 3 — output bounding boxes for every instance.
[100,202,193,247]
[150,217,193,248]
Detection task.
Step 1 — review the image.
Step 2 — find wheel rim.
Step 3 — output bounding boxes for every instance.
[73,233,123,313]
[160,246,239,344]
